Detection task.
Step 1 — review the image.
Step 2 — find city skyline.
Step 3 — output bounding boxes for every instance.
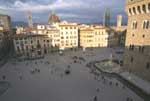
[0,0,127,24]
[0,1,150,101]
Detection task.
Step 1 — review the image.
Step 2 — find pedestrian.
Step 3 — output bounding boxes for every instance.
[109,81,112,86]
[96,88,100,92]
[38,69,40,73]
[2,75,6,80]
[19,75,23,80]
[116,82,119,86]
[126,97,130,101]
[93,96,97,101]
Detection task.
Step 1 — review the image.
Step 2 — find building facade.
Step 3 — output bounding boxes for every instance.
[80,26,95,48]
[0,25,4,49]
[124,0,150,81]
[80,25,116,48]
[33,24,60,51]
[46,26,60,51]
[13,34,52,59]
[0,14,11,31]
[16,26,26,34]
[54,21,79,50]
[117,15,123,27]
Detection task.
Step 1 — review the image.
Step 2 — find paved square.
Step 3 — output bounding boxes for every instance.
[0,48,143,101]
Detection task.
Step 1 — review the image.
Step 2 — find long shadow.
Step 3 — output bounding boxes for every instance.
[0,81,11,97]
[88,61,150,101]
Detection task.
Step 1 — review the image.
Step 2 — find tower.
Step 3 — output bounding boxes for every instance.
[103,8,110,27]
[27,11,33,28]
[0,9,11,31]
[124,0,150,81]
[117,15,122,27]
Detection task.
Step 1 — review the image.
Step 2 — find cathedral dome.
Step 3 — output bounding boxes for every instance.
[48,11,60,24]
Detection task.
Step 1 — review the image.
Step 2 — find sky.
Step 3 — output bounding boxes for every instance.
[0,0,127,24]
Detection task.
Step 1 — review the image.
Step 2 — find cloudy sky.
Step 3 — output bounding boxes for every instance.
[0,0,127,24]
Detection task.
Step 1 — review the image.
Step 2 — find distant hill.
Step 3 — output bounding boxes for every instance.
[11,21,28,27]
[11,21,127,27]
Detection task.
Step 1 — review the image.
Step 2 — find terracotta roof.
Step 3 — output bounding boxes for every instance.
[48,14,60,24]
[14,34,48,38]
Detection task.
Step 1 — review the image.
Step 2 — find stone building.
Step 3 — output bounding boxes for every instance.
[0,14,11,31]
[124,0,150,81]
[0,25,4,48]
[54,21,79,50]
[46,26,60,51]
[30,22,78,50]
[16,26,26,34]
[117,15,123,27]
[80,26,95,48]
[79,25,117,48]
[13,34,52,59]
[32,24,60,51]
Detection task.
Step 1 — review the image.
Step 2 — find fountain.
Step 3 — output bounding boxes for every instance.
[102,53,114,67]
[108,53,113,66]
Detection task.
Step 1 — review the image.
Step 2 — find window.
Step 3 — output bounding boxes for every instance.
[137,6,141,14]
[132,34,135,37]
[133,7,136,14]
[129,8,132,15]
[143,20,147,29]
[146,62,150,69]
[132,21,137,29]
[141,46,144,53]
[139,46,141,52]
[142,4,146,13]
[16,41,19,44]
[17,46,20,52]
[37,40,39,44]
[146,21,149,29]
[129,44,134,50]
[26,46,28,50]
[47,40,49,42]
[31,45,34,50]
[142,34,145,38]
[21,46,24,51]
[143,20,150,29]
[131,56,133,63]
[148,3,150,12]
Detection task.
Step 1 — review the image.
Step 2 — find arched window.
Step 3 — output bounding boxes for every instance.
[129,8,132,15]
[142,4,146,13]
[133,7,136,14]
[137,6,141,13]
[131,56,133,63]
[146,21,149,29]
[135,22,137,29]
[143,21,147,29]
[132,21,137,29]
[146,62,150,69]
[148,3,150,12]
